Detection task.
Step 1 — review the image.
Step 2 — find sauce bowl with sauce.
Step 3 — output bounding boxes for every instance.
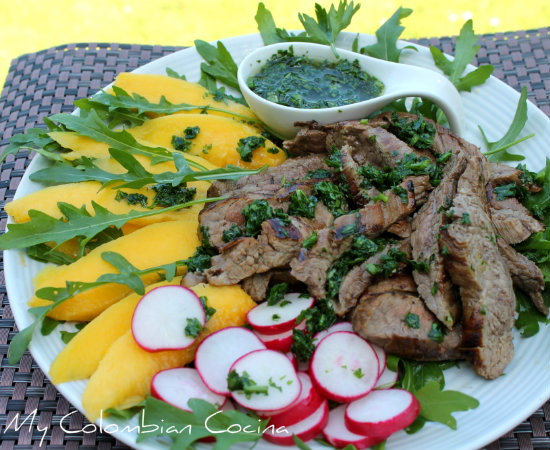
[237,42,465,139]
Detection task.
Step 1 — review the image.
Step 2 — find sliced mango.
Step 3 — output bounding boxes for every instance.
[28,220,199,321]
[128,114,286,169]
[81,283,256,421]
[49,277,182,384]
[112,72,258,122]
[5,180,207,230]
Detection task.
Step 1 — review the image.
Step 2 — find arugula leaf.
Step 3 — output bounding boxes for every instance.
[298,1,361,54]
[165,67,186,80]
[255,1,360,54]
[515,288,550,337]
[60,322,87,344]
[194,40,240,91]
[137,396,267,450]
[82,86,259,124]
[8,251,185,364]
[414,381,479,430]
[479,86,534,162]
[0,124,66,164]
[0,197,219,254]
[359,7,417,62]
[429,20,493,91]
[30,148,264,190]
[41,317,64,336]
[519,158,550,221]
[26,243,77,265]
[104,402,145,420]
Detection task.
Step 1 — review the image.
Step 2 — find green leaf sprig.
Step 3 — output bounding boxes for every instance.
[8,251,185,364]
[479,86,535,162]
[359,7,417,62]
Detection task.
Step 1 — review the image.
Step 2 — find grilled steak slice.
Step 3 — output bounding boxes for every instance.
[337,240,411,315]
[207,154,332,196]
[441,155,516,379]
[339,144,378,206]
[241,270,300,302]
[497,238,548,315]
[283,123,328,155]
[352,288,462,361]
[366,272,418,295]
[488,162,522,185]
[410,154,467,329]
[205,216,312,285]
[490,208,544,244]
[387,219,412,238]
[290,228,352,300]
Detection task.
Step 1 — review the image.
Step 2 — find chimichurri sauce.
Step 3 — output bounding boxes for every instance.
[248,48,384,109]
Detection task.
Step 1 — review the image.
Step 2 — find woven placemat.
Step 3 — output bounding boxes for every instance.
[1,29,549,450]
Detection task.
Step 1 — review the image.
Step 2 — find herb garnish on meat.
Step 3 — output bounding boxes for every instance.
[314,181,349,217]
[389,112,437,149]
[288,189,318,219]
[241,200,290,237]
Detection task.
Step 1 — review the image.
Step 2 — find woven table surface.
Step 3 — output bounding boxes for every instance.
[0,29,549,450]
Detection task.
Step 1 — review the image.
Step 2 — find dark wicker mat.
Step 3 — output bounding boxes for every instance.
[1,28,549,450]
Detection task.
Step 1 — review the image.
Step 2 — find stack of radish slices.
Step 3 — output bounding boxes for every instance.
[140,289,419,448]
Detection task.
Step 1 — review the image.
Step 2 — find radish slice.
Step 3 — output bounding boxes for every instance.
[255,320,306,352]
[151,368,226,412]
[313,321,354,345]
[228,349,301,411]
[286,352,298,370]
[247,293,314,335]
[371,344,387,377]
[263,400,329,446]
[132,285,205,351]
[375,365,399,388]
[310,331,379,402]
[345,389,420,438]
[258,372,324,427]
[323,405,384,449]
[195,326,266,395]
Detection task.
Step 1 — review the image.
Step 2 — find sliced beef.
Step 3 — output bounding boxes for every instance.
[283,123,328,155]
[337,240,411,316]
[290,228,352,300]
[352,287,462,361]
[488,162,522,185]
[387,219,412,239]
[338,144,377,206]
[497,238,548,315]
[241,270,300,302]
[410,154,467,329]
[205,216,312,286]
[441,155,516,379]
[181,271,206,287]
[490,208,544,244]
[366,272,418,295]
[207,154,331,197]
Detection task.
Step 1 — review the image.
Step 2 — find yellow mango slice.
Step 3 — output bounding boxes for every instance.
[81,283,256,421]
[49,277,182,384]
[112,72,258,122]
[5,180,207,230]
[128,114,286,169]
[28,220,199,321]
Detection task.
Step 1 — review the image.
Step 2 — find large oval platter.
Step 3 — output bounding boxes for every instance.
[5,32,550,450]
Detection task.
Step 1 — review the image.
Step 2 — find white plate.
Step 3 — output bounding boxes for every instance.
[5,32,550,450]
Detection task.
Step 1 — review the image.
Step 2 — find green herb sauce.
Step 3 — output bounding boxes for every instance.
[248,49,384,109]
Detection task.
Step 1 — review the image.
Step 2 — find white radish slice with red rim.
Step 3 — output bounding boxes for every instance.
[263,399,329,446]
[323,404,385,449]
[310,331,379,402]
[286,352,298,370]
[345,388,420,438]
[371,343,387,377]
[228,349,301,411]
[375,365,399,388]
[258,371,324,427]
[132,285,205,351]
[195,326,266,395]
[247,293,314,335]
[255,320,306,352]
[313,321,354,345]
[151,368,226,412]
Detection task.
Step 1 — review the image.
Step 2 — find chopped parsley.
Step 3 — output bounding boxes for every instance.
[302,230,318,249]
[237,136,266,162]
[183,126,200,139]
[461,213,471,225]
[222,223,243,243]
[241,200,290,237]
[266,283,289,306]
[306,168,333,179]
[115,190,148,208]
[151,183,197,207]
[199,296,216,322]
[431,282,439,295]
[288,189,318,219]
[404,312,421,329]
[353,368,365,379]
[171,135,192,152]
[267,147,279,154]
[494,183,517,201]
[428,322,445,343]
[227,370,269,399]
[388,112,437,149]
[314,181,349,217]
[184,226,218,273]
[184,317,203,338]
